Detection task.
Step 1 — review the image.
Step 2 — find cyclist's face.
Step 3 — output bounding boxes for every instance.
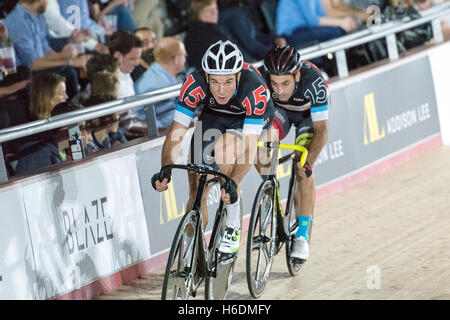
[207,73,241,105]
[269,73,300,102]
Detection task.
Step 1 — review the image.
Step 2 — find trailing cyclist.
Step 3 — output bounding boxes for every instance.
[257,45,329,262]
[152,40,274,255]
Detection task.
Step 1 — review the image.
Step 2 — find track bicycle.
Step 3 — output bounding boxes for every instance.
[246,141,313,298]
[160,163,243,300]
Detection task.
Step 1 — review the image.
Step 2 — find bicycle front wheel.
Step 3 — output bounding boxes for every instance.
[205,198,243,300]
[246,179,276,299]
[161,210,199,300]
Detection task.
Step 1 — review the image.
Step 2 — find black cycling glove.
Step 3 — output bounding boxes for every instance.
[151,167,172,190]
[221,179,238,204]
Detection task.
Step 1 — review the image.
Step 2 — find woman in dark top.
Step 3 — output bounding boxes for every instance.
[217,0,286,62]
[183,0,229,71]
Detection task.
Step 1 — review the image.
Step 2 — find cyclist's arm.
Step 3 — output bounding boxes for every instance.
[307,119,328,167]
[161,121,189,167]
[304,71,330,167]
[161,71,205,166]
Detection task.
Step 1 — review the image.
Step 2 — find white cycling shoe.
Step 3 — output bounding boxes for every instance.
[218,226,241,254]
[291,236,309,261]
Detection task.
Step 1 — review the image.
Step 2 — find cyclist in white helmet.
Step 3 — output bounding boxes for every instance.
[152,40,274,254]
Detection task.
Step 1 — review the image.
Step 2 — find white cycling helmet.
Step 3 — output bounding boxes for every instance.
[201,40,244,75]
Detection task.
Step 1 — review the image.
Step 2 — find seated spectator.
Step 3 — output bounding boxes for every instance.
[49,101,88,161]
[218,0,287,61]
[86,53,119,83]
[88,110,124,149]
[108,30,145,134]
[276,0,358,49]
[132,0,164,40]
[134,37,186,132]
[91,0,137,32]
[4,0,91,100]
[131,27,156,81]
[0,20,32,104]
[44,0,110,54]
[29,72,68,120]
[57,0,108,42]
[0,22,31,128]
[184,0,229,71]
[84,71,127,150]
[13,128,64,176]
[12,100,81,176]
[13,100,89,176]
[108,31,143,98]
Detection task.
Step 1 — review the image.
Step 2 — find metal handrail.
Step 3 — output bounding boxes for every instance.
[1,3,449,145]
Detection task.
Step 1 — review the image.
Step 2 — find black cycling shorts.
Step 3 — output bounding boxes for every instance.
[272,106,314,146]
[189,109,273,171]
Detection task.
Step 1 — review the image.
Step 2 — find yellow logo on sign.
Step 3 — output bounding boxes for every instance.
[160,181,185,224]
[364,93,385,145]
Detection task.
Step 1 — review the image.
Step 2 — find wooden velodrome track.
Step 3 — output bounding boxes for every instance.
[96,145,450,300]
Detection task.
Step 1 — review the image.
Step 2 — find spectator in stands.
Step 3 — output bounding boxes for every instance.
[13,127,63,176]
[134,37,186,132]
[13,99,82,176]
[57,0,108,42]
[275,0,358,49]
[44,0,110,54]
[30,72,68,120]
[49,101,87,161]
[131,27,156,81]
[218,0,287,61]
[86,53,119,84]
[108,31,143,98]
[84,71,126,150]
[0,20,31,129]
[184,0,229,71]
[91,0,137,32]
[4,0,91,100]
[108,31,144,134]
[132,0,164,40]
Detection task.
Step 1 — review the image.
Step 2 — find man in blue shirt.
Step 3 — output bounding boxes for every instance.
[134,37,186,130]
[276,0,357,48]
[5,0,91,99]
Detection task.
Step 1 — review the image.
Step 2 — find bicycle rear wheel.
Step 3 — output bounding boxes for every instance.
[205,198,243,300]
[246,179,276,298]
[161,210,199,300]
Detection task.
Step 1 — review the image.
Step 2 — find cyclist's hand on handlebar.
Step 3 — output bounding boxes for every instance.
[151,167,172,192]
[297,161,313,178]
[220,179,238,205]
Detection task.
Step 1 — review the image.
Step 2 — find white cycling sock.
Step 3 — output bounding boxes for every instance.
[225,197,241,228]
